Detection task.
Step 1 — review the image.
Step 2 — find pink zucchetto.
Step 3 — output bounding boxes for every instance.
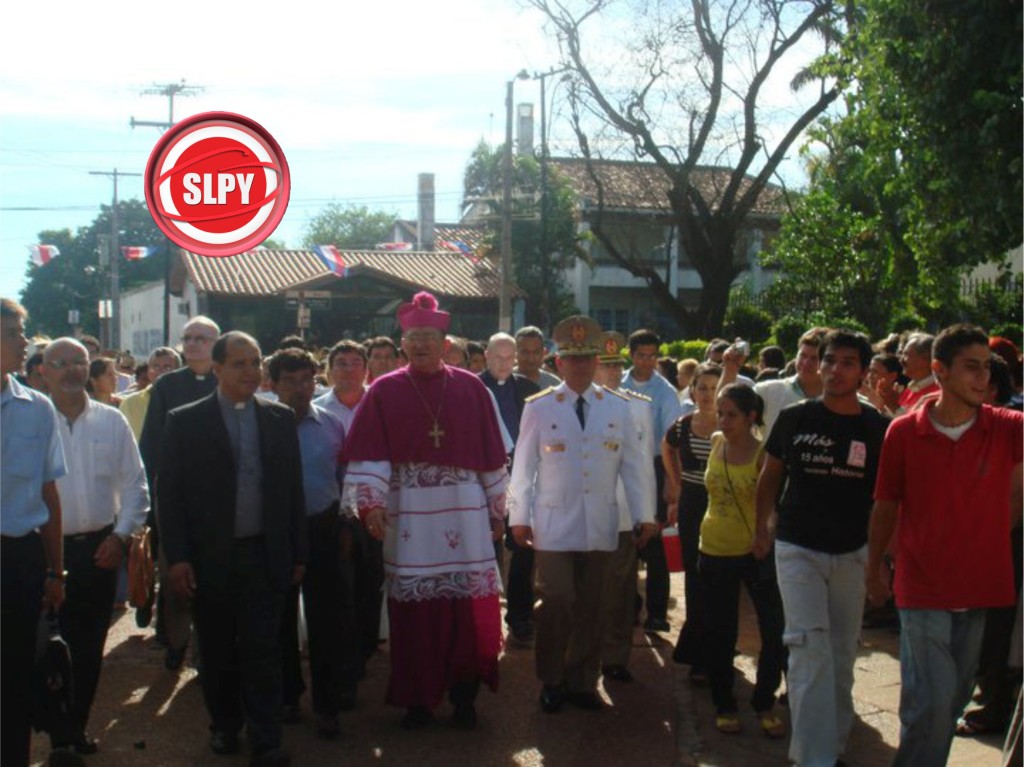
[397,291,450,333]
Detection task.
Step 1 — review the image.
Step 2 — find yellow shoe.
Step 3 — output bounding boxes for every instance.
[758,711,786,739]
[715,713,741,734]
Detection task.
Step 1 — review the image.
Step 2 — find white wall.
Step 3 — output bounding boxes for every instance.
[119,281,191,356]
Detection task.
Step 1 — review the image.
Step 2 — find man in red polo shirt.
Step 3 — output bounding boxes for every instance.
[867,323,1024,767]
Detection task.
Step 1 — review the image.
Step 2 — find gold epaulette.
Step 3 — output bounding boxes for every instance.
[525,386,555,403]
[620,387,652,402]
[602,386,631,401]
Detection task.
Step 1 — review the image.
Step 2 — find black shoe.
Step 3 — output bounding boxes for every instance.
[251,746,291,767]
[643,618,670,634]
[315,713,340,739]
[338,691,357,711]
[164,646,186,671]
[565,691,605,711]
[601,664,633,682]
[539,684,564,713]
[280,703,302,724]
[401,706,434,729]
[209,730,240,755]
[452,701,478,730]
[72,734,98,755]
[48,748,85,767]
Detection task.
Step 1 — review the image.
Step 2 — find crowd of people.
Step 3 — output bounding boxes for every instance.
[1,291,1021,767]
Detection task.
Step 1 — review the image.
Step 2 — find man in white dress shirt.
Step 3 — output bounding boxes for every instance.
[509,316,656,714]
[42,338,149,757]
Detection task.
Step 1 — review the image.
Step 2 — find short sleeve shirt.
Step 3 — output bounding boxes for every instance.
[766,399,890,553]
[874,403,1023,609]
[1,376,67,536]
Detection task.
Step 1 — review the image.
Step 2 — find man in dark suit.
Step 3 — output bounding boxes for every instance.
[139,315,219,668]
[157,331,307,767]
[478,332,540,643]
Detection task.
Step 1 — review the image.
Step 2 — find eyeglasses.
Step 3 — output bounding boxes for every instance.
[403,332,441,344]
[181,335,214,344]
[331,359,365,370]
[46,359,88,370]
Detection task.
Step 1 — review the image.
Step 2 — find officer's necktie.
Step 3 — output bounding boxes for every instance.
[575,396,586,430]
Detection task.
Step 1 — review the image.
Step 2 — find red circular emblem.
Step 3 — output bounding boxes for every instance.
[144,112,290,257]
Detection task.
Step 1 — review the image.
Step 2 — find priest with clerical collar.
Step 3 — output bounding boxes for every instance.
[340,291,509,731]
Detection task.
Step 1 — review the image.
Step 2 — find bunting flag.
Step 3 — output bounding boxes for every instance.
[122,246,157,261]
[439,239,480,263]
[375,241,413,251]
[27,244,60,267]
[313,244,348,277]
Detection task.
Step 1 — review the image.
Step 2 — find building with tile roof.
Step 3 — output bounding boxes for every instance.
[148,246,525,351]
[543,157,784,337]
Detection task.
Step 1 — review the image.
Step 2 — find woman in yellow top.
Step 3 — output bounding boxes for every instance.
[699,384,786,737]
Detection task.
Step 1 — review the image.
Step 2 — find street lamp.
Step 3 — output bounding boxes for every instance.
[499,69,530,333]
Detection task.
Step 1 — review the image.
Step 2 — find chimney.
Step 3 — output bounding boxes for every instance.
[516,103,534,156]
[417,173,435,251]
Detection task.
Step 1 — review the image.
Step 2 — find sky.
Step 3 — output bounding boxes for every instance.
[0,0,822,305]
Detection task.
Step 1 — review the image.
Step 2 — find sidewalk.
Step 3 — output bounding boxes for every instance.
[30,572,1006,766]
[669,572,1006,766]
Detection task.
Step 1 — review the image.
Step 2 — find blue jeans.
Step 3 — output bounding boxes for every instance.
[893,608,986,767]
[775,541,867,767]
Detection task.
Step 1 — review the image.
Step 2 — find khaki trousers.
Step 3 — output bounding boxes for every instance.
[601,531,638,667]
[533,549,611,694]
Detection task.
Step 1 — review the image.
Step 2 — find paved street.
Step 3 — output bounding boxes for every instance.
[30,571,1006,766]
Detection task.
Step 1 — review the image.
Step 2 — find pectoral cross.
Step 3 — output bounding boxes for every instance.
[428,420,445,448]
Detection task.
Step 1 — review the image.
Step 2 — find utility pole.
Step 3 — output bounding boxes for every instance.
[130,79,203,132]
[130,80,201,343]
[89,169,142,351]
[500,70,530,332]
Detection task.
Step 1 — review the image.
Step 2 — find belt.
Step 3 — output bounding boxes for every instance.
[64,523,114,544]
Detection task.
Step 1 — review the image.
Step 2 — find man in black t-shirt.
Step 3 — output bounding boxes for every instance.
[754,329,889,767]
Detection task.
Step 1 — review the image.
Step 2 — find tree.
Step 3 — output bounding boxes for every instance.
[301,204,396,250]
[531,0,850,337]
[463,140,581,330]
[766,0,1022,331]
[20,199,167,341]
[842,0,1022,318]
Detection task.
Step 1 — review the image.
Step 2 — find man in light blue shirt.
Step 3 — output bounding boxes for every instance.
[270,348,351,740]
[622,328,683,634]
[1,298,67,767]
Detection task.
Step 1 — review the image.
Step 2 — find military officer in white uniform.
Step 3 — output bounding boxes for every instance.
[593,331,656,683]
[509,317,657,714]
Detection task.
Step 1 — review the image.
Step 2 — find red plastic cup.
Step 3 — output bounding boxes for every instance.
[662,526,684,572]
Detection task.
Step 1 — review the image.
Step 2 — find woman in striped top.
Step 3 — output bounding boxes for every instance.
[662,362,722,681]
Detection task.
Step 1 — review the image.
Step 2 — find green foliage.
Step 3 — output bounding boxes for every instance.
[662,339,709,363]
[463,141,580,330]
[960,277,1024,333]
[771,316,808,356]
[991,323,1023,344]
[888,309,927,335]
[762,185,905,337]
[20,199,167,341]
[771,0,1022,335]
[301,204,396,250]
[723,303,773,345]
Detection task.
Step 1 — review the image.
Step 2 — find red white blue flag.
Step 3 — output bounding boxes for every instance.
[439,239,479,263]
[27,244,60,267]
[122,246,157,261]
[313,245,348,277]
[375,241,413,251]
